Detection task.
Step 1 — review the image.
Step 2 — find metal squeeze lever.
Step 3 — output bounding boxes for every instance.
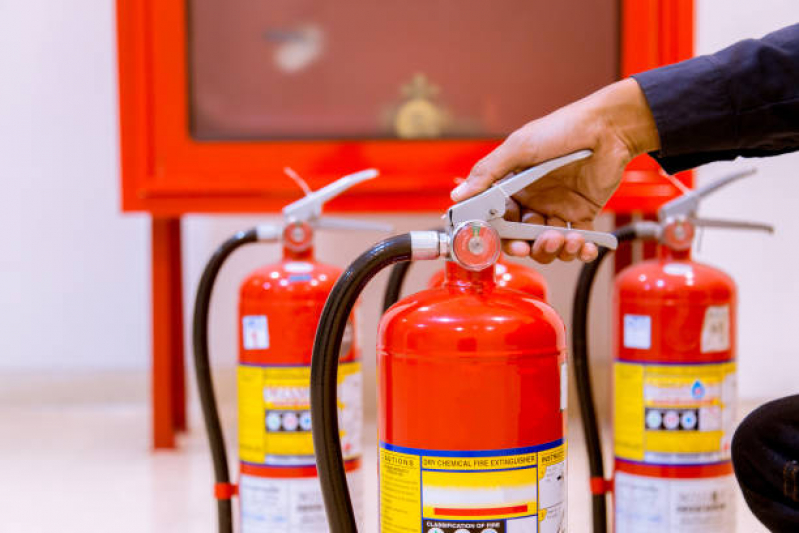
[445,150,618,270]
[656,167,774,250]
[256,169,394,242]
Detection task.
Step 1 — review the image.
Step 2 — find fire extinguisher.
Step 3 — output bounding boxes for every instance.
[382,250,549,312]
[192,169,392,533]
[571,168,773,532]
[310,150,618,533]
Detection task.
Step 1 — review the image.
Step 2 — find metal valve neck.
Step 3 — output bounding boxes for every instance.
[282,221,315,260]
[444,260,496,292]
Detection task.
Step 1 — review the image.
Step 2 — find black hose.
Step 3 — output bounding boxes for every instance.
[571,225,637,533]
[311,234,414,533]
[192,228,259,533]
[382,227,443,312]
[382,260,411,312]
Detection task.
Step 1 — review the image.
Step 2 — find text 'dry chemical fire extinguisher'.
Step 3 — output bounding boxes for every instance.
[192,169,392,533]
[571,168,773,533]
[310,150,618,533]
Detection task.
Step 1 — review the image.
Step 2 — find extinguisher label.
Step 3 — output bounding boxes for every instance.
[238,361,362,466]
[623,315,652,350]
[614,472,735,533]
[379,439,566,533]
[700,306,730,353]
[614,361,736,464]
[240,468,363,533]
[243,315,270,350]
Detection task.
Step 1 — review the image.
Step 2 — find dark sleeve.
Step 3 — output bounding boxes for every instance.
[631,23,799,174]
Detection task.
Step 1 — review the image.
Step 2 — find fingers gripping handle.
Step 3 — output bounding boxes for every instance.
[492,219,619,250]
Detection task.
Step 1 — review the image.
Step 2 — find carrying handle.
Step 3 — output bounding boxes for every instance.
[691,217,774,234]
[491,219,619,250]
[316,216,394,233]
[659,168,757,221]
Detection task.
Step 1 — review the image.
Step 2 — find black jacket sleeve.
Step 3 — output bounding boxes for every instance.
[632,23,799,174]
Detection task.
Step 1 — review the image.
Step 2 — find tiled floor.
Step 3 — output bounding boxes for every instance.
[0,371,769,532]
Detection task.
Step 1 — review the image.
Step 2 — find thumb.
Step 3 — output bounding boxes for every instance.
[451,136,534,202]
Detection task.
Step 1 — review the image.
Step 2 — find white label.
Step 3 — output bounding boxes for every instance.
[538,459,567,533]
[240,469,363,533]
[615,472,735,533]
[624,314,652,350]
[243,315,270,350]
[663,263,694,276]
[701,305,730,353]
[284,262,314,273]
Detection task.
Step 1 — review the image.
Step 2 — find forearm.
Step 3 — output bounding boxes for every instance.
[633,23,799,173]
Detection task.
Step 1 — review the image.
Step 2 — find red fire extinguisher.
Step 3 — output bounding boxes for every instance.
[310,150,618,533]
[192,169,392,533]
[571,168,773,533]
[382,252,549,312]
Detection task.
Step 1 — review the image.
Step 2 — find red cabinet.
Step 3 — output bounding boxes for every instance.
[116,0,694,447]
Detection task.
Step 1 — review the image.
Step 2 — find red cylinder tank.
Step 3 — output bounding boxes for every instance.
[427,254,549,301]
[236,239,362,532]
[613,247,737,532]
[378,261,567,533]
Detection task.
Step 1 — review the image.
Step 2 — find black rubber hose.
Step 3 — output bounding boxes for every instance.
[382,260,411,312]
[571,225,637,533]
[382,227,443,312]
[192,228,258,533]
[311,234,414,533]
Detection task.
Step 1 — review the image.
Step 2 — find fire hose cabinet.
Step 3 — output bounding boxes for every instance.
[116,0,693,448]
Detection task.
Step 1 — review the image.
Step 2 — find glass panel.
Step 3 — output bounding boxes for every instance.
[188,0,618,140]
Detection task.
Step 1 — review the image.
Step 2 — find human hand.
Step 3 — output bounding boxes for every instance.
[451,78,660,263]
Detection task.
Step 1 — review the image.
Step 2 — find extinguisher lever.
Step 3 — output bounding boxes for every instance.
[447,150,618,253]
[691,216,775,234]
[315,216,394,233]
[282,168,380,223]
[658,168,757,222]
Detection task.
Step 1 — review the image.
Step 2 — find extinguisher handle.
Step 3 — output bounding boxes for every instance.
[691,216,774,234]
[315,215,394,233]
[490,218,619,250]
[658,167,757,222]
[446,150,618,250]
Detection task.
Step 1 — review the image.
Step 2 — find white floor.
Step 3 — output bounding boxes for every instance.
[0,370,769,532]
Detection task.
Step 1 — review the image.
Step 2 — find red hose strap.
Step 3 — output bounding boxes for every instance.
[590,477,613,495]
[214,482,238,500]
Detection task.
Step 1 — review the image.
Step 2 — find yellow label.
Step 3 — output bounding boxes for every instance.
[614,361,736,464]
[380,449,421,533]
[238,361,362,466]
[380,441,566,532]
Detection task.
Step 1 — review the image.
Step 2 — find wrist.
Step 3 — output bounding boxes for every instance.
[595,78,661,158]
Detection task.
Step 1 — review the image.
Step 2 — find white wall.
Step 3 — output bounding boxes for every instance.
[0,0,150,371]
[1,0,797,405]
[693,0,799,401]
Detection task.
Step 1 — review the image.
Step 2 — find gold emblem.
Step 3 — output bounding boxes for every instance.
[393,74,447,139]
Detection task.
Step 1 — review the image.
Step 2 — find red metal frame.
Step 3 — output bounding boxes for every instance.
[116,0,694,448]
